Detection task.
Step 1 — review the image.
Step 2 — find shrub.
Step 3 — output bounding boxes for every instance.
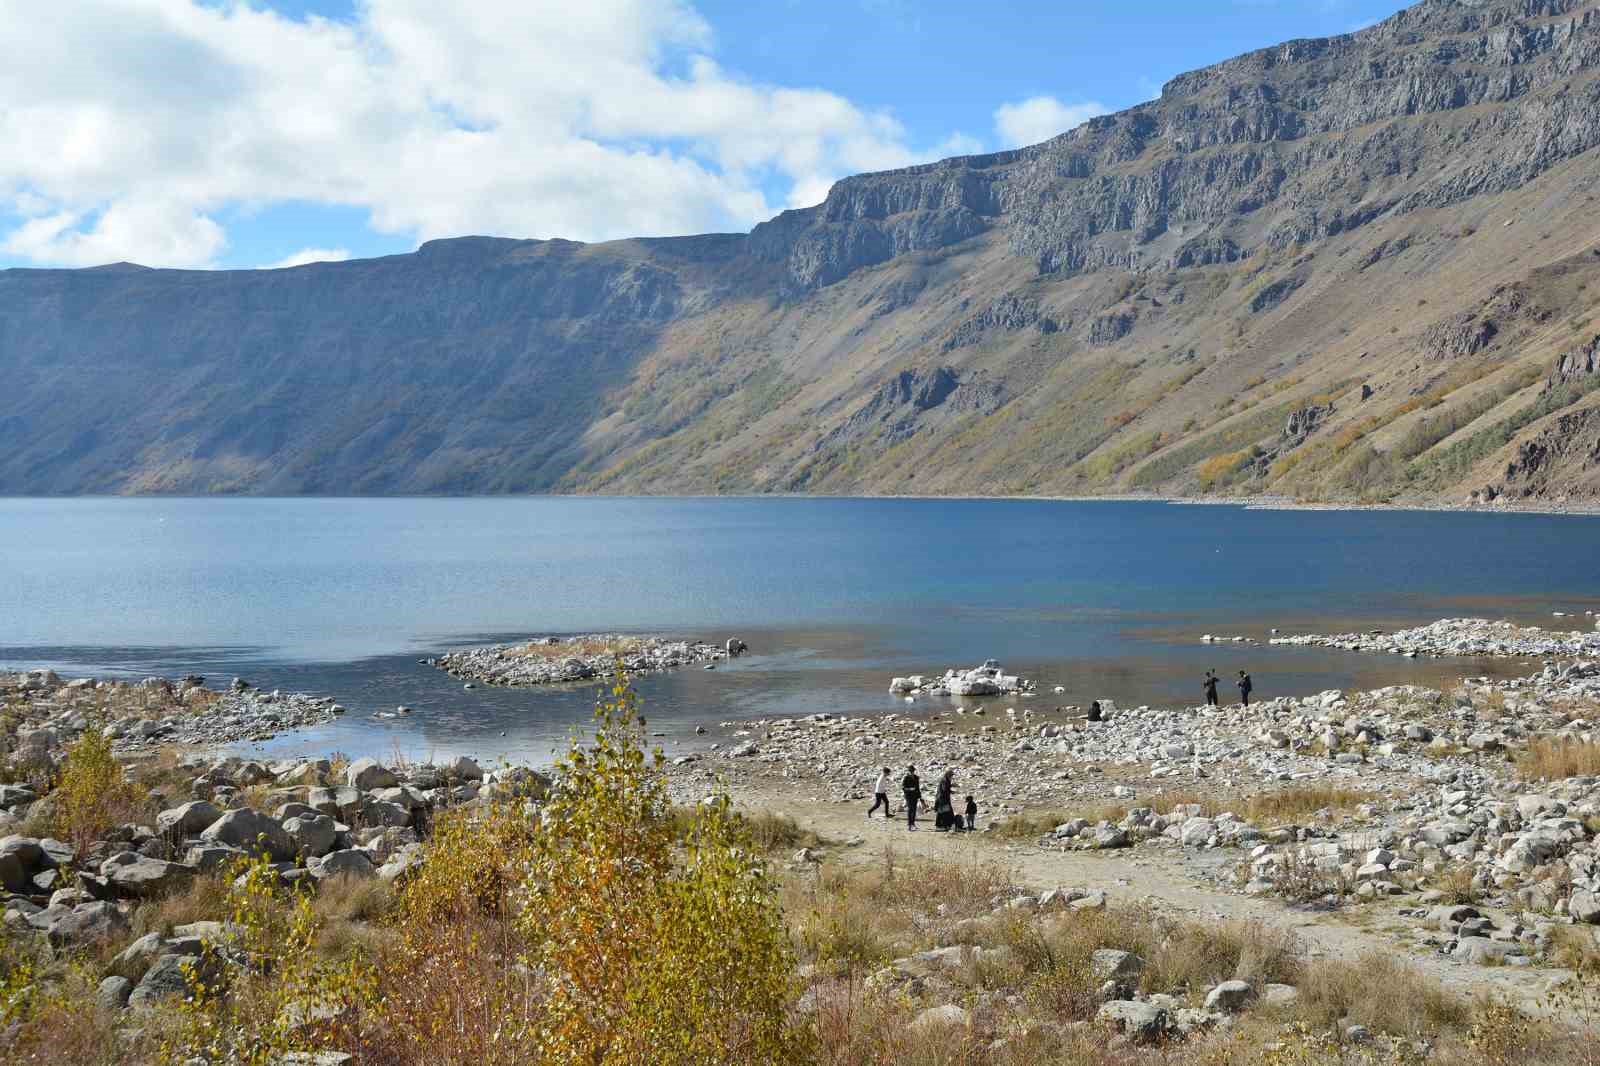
[53,728,146,860]
[160,854,376,1066]
[517,677,806,1064]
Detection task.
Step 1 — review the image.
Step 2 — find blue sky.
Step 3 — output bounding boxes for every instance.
[0,0,1409,271]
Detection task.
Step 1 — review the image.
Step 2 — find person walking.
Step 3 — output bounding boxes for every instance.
[964,794,978,831]
[901,765,923,830]
[867,767,893,819]
[933,769,956,832]
[1237,670,1253,707]
[1203,671,1220,707]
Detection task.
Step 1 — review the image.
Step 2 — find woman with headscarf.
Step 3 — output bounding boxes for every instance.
[934,769,956,832]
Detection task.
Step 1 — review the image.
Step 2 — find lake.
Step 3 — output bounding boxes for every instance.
[3,496,1597,765]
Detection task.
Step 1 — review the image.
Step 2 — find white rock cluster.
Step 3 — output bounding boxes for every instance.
[1270,617,1600,659]
[435,634,737,686]
[890,659,1036,697]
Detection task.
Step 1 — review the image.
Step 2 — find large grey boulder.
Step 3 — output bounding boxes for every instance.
[310,849,376,881]
[1571,890,1600,925]
[282,813,339,858]
[1092,827,1129,849]
[308,786,365,820]
[200,808,296,861]
[908,1003,970,1031]
[1097,1000,1170,1044]
[1091,949,1145,983]
[157,800,224,836]
[1179,817,1216,847]
[129,954,198,1008]
[1452,937,1524,964]
[185,843,248,872]
[344,758,397,790]
[363,800,412,828]
[104,857,194,899]
[376,847,422,885]
[0,846,26,892]
[447,755,483,781]
[1204,980,1254,1012]
[113,931,169,973]
[44,900,130,948]
[97,975,133,1010]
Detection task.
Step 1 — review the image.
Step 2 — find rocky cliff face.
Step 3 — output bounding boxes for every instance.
[6,0,1600,502]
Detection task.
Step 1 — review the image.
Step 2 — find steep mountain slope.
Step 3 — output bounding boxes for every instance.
[4,0,1600,502]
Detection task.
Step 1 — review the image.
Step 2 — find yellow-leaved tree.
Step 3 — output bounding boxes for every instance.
[518,674,807,1066]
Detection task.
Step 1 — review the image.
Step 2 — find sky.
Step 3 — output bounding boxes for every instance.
[0,0,1411,272]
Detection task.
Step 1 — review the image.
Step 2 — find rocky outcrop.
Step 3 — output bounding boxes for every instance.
[1250,275,1305,314]
[943,294,1059,351]
[1283,403,1335,443]
[833,367,1006,445]
[1088,309,1137,346]
[1493,404,1600,497]
[1551,334,1600,385]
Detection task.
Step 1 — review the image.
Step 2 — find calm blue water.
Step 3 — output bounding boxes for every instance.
[2,497,1597,764]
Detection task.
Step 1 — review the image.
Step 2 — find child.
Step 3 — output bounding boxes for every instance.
[963,795,978,831]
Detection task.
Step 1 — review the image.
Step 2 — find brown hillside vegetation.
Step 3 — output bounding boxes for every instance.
[5,0,1600,503]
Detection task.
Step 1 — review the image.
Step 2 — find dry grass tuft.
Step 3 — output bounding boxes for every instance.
[130,872,233,938]
[505,635,645,660]
[1517,737,1600,781]
[744,809,823,852]
[1295,952,1469,1036]
[1434,865,1482,906]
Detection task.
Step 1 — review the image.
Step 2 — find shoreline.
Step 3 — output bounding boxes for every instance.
[4,490,1600,517]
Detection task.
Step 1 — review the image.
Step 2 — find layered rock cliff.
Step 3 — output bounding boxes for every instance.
[5,0,1600,503]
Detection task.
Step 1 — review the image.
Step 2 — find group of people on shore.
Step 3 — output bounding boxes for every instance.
[865,670,1256,831]
[1203,668,1252,707]
[867,765,975,831]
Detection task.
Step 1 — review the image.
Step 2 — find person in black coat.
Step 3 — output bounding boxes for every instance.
[901,766,923,830]
[1203,671,1220,707]
[933,769,956,832]
[1237,670,1253,707]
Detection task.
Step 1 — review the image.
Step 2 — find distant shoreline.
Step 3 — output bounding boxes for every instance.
[2,490,1599,516]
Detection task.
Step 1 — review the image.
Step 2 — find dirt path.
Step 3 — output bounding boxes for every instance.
[738,788,1573,1013]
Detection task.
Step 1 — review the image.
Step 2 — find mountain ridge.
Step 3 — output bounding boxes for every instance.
[5,0,1600,503]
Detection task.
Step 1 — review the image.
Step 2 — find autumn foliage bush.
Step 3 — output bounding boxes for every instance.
[163,674,809,1066]
[53,727,147,860]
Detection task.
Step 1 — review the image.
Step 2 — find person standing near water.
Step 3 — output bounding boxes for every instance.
[867,767,893,819]
[934,771,953,832]
[933,769,956,832]
[1237,670,1253,707]
[1203,671,1220,707]
[902,765,923,830]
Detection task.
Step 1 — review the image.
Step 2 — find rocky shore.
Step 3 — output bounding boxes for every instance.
[669,646,1600,972]
[432,633,743,687]
[1270,616,1600,658]
[3,670,344,752]
[0,747,547,1013]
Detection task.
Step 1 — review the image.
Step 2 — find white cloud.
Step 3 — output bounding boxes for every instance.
[2,199,226,267]
[0,0,978,268]
[993,95,1110,149]
[264,247,352,269]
